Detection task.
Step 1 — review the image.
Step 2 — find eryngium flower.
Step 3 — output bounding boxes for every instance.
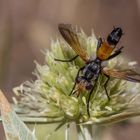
[13,29,140,125]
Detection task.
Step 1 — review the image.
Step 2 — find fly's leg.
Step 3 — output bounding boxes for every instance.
[103,74,111,100]
[69,82,77,96]
[69,66,85,96]
[87,86,94,117]
[54,55,79,62]
[97,37,103,50]
[106,46,124,60]
[87,78,98,117]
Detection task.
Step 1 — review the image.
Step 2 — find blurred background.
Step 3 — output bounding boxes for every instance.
[0,0,140,139]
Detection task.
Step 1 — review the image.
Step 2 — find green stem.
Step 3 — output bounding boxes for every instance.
[65,123,70,140]
[76,124,93,140]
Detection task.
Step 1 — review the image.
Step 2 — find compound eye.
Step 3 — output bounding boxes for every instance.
[85,83,93,90]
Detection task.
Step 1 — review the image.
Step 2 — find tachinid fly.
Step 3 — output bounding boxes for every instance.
[55,24,140,116]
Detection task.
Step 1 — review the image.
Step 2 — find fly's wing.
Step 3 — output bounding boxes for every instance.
[102,67,140,83]
[58,24,90,62]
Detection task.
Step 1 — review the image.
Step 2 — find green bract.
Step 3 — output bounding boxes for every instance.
[13,30,140,125]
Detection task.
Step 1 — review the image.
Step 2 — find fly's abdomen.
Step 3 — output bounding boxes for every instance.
[97,42,114,60]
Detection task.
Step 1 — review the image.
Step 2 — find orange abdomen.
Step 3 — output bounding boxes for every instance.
[97,42,114,60]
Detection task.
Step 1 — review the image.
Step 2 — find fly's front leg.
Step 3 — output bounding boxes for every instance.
[69,66,85,96]
[69,82,77,96]
[103,74,111,100]
[54,55,79,62]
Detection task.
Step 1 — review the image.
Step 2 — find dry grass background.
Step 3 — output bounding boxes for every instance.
[0,0,140,139]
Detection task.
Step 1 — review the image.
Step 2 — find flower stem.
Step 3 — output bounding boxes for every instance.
[65,123,70,140]
[76,124,93,140]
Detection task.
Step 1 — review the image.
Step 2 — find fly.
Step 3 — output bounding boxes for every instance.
[54,24,140,116]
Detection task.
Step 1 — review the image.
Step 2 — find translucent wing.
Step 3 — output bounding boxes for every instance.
[102,67,140,83]
[58,24,90,62]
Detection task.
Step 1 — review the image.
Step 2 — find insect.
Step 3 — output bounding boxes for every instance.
[55,24,140,116]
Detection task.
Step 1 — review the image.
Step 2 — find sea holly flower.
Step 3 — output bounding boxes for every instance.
[13,28,140,139]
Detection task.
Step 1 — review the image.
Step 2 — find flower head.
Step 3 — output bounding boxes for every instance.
[13,28,140,125]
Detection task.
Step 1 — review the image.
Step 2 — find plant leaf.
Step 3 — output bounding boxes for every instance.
[0,90,37,140]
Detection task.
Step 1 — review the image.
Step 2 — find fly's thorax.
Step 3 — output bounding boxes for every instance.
[97,42,114,60]
[82,61,100,80]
